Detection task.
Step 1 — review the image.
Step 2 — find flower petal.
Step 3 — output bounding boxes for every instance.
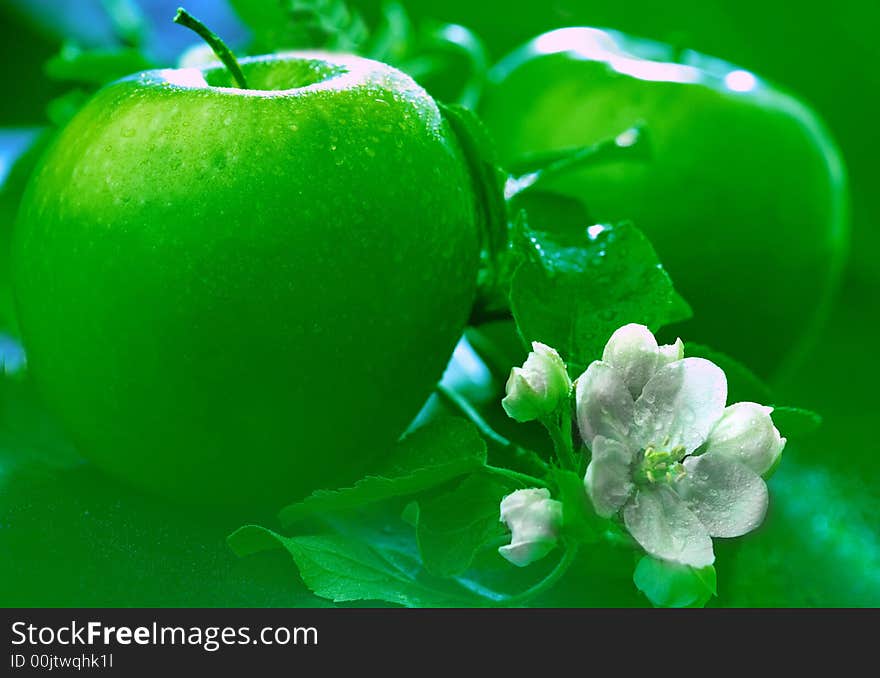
[623,486,714,568]
[633,357,727,452]
[502,370,541,422]
[657,338,684,366]
[499,488,563,567]
[502,343,572,423]
[584,435,635,518]
[704,402,786,476]
[601,323,660,398]
[499,540,557,568]
[575,361,634,445]
[678,454,768,538]
[499,488,552,519]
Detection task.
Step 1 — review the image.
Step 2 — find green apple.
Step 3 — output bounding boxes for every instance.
[12,51,480,506]
[480,27,848,377]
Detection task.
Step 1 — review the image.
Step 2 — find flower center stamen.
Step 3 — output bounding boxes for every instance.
[635,443,687,485]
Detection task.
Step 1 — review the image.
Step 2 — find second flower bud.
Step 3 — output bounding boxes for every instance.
[502,342,572,423]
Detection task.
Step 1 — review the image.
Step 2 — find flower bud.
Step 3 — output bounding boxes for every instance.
[502,342,572,422]
[498,488,563,567]
[704,402,786,476]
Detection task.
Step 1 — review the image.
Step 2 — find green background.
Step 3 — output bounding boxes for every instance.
[0,0,877,606]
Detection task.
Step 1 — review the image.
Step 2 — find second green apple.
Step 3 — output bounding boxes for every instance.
[480,27,848,378]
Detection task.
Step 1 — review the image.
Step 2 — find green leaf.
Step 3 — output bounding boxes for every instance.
[439,103,507,271]
[510,219,691,367]
[553,469,601,543]
[771,406,822,438]
[234,501,589,608]
[45,43,154,85]
[633,555,717,608]
[229,0,368,52]
[413,23,489,109]
[228,525,468,607]
[416,474,509,577]
[278,417,487,526]
[102,0,149,47]
[46,90,91,127]
[401,500,420,527]
[364,1,414,64]
[507,190,592,234]
[227,0,287,32]
[685,342,774,404]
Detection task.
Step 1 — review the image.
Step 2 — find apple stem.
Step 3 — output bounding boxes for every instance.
[173,7,249,89]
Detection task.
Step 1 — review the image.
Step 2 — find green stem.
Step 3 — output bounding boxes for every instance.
[483,464,547,488]
[541,415,577,472]
[561,397,573,455]
[173,7,248,89]
[602,528,637,550]
[561,392,583,475]
[493,544,579,607]
[463,327,515,380]
[435,383,511,450]
[505,126,648,198]
[434,384,550,476]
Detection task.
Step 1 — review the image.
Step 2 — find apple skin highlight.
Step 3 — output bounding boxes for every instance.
[12,53,481,506]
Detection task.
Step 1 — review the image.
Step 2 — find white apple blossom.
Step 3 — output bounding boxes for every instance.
[502,342,572,423]
[498,488,563,567]
[577,324,785,568]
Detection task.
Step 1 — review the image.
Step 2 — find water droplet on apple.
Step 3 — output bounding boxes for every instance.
[121,128,135,138]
